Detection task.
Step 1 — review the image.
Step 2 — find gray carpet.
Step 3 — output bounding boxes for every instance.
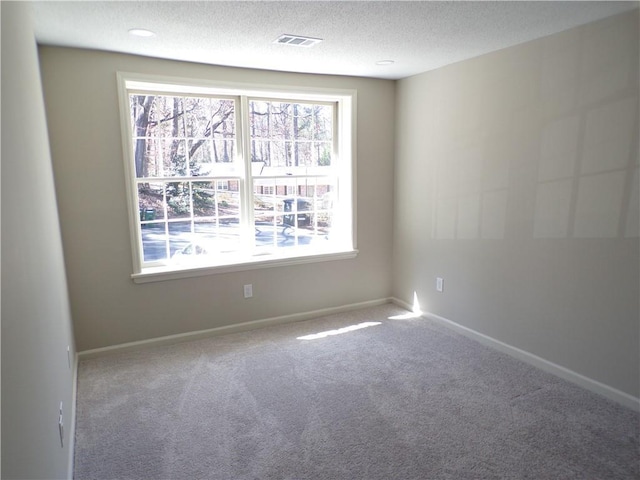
[74,303,639,479]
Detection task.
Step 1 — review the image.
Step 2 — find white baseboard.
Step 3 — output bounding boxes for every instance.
[67,352,79,479]
[78,298,392,360]
[390,297,640,412]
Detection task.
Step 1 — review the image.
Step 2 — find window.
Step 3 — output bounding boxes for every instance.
[117,74,356,282]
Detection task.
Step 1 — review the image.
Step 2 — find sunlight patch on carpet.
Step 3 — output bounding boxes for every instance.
[297,321,382,340]
[388,311,422,320]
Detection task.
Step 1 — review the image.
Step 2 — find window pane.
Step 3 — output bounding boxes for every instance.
[162,139,187,177]
[293,141,313,167]
[186,97,235,138]
[195,220,240,253]
[188,138,213,173]
[254,178,276,205]
[254,216,278,252]
[277,215,313,249]
[166,182,191,219]
[185,97,211,137]
[317,211,333,237]
[314,141,333,167]
[134,138,161,178]
[217,189,239,219]
[141,223,168,262]
[171,221,241,265]
[211,139,234,164]
[269,102,292,139]
[138,183,165,221]
[254,212,276,229]
[153,96,186,138]
[212,99,235,136]
[194,219,217,234]
[192,181,217,218]
[251,139,268,163]
[210,223,241,252]
[130,95,145,138]
[296,177,315,203]
[268,141,289,168]
[250,140,292,168]
[131,95,171,138]
[294,104,314,140]
[190,141,238,176]
[168,221,193,258]
[250,102,269,139]
[318,180,336,207]
[314,105,333,141]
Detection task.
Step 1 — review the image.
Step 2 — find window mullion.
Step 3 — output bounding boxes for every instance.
[239,95,255,252]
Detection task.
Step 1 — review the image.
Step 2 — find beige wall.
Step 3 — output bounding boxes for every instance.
[394,10,639,397]
[39,47,395,351]
[1,3,77,478]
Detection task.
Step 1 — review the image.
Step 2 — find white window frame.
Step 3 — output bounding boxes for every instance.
[117,72,357,283]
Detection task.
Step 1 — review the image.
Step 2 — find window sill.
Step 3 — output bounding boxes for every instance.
[131,249,359,284]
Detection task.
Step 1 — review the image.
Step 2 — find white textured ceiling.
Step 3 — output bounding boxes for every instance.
[31,1,638,80]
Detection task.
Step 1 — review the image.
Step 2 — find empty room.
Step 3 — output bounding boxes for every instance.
[2,1,639,479]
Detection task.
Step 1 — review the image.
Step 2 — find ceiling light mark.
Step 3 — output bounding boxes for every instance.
[128,28,155,37]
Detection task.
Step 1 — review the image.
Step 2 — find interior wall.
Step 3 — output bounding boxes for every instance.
[38,47,395,352]
[393,10,639,398]
[1,3,77,479]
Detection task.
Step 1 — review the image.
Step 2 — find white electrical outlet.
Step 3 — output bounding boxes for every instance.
[243,284,253,298]
[436,277,444,292]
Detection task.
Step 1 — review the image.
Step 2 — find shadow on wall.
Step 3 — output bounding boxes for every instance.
[430,16,639,241]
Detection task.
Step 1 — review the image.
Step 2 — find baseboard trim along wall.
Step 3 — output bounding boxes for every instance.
[390,297,639,412]
[78,296,639,411]
[78,298,392,360]
[68,353,79,479]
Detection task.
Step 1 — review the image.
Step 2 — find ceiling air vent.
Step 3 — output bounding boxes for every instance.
[274,34,323,47]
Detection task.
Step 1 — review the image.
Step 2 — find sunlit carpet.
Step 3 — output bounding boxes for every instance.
[74,303,639,479]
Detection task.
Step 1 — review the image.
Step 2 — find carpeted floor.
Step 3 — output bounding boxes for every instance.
[74,303,639,479]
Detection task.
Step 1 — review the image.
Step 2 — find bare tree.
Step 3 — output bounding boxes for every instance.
[132,95,234,178]
[133,95,155,177]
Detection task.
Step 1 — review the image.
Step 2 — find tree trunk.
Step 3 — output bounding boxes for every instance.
[134,95,155,177]
[170,97,181,172]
